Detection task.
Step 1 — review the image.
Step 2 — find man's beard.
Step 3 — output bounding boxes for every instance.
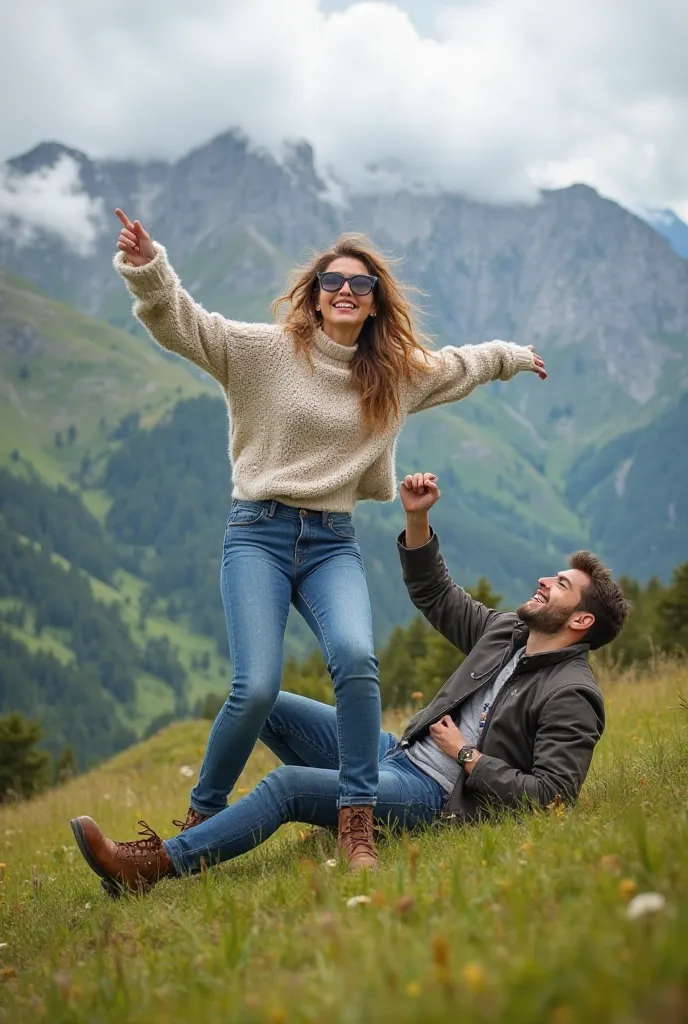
[516,599,574,635]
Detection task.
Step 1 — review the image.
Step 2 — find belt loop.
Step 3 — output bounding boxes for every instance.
[322,510,329,526]
[268,501,277,518]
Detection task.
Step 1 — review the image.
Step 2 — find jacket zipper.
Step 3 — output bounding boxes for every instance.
[475,659,526,753]
[438,655,525,821]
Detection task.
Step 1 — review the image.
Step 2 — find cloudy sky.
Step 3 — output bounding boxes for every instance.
[2,0,688,216]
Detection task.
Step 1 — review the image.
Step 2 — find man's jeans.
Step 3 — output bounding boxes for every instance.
[189,500,381,815]
[165,692,446,873]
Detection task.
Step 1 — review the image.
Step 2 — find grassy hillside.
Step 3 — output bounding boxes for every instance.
[0,660,686,1022]
[0,275,232,751]
[0,269,215,480]
[0,534,230,745]
[565,391,688,581]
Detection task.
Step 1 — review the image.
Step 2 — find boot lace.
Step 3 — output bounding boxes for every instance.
[343,809,374,855]
[116,820,163,860]
[171,808,207,831]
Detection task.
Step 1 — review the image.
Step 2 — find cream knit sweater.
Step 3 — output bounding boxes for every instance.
[115,244,536,512]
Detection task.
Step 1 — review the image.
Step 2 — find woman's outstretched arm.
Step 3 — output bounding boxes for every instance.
[114,209,272,390]
[407,339,547,414]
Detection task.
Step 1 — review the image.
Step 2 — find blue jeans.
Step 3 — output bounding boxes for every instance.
[165,692,446,873]
[189,500,381,814]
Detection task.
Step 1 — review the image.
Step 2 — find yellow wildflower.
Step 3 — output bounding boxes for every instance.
[619,878,638,900]
[462,962,486,993]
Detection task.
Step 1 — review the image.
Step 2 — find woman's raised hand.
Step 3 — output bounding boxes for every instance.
[527,345,548,381]
[115,208,156,267]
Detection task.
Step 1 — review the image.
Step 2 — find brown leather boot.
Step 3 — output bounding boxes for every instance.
[172,807,211,833]
[70,817,176,895]
[337,806,378,871]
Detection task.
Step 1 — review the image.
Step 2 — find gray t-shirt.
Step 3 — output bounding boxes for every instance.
[406,648,525,793]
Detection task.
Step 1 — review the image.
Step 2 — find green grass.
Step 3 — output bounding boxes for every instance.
[0,661,687,1022]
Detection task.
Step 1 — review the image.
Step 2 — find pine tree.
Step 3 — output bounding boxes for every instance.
[55,745,78,784]
[378,617,431,707]
[466,577,503,609]
[414,627,465,697]
[657,563,688,654]
[0,712,51,802]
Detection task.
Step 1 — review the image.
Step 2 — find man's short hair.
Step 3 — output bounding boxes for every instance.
[569,550,629,650]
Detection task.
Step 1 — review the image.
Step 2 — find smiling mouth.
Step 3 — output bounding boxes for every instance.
[531,592,548,605]
[332,301,357,310]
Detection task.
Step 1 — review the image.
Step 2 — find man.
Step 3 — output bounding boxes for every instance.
[70,472,628,895]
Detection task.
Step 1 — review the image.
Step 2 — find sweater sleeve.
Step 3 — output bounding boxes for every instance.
[406,341,536,414]
[114,244,271,390]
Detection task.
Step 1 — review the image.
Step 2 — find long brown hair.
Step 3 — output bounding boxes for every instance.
[273,234,431,431]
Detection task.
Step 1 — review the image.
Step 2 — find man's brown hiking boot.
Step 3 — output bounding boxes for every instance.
[70,816,176,896]
[337,806,378,872]
[172,807,211,833]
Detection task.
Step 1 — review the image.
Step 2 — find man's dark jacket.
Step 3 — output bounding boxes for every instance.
[397,532,605,821]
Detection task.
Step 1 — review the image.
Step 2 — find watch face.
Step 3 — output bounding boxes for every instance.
[458,746,474,764]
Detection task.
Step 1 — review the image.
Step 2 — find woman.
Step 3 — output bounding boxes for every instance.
[113,208,546,870]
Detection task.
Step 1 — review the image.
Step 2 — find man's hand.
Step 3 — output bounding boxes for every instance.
[399,473,439,548]
[429,716,482,774]
[400,473,440,513]
[115,208,156,267]
[429,715,467,760]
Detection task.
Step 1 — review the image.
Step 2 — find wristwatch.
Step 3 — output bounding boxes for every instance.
[457,745,476,767]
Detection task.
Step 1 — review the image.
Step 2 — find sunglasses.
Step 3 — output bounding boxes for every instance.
[316,271,378,297]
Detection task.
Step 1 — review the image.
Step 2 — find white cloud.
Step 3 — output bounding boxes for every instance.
[1,0,687,214]
[0,156,105,255]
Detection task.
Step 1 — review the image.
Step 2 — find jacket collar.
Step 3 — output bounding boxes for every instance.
[511,622,590,670]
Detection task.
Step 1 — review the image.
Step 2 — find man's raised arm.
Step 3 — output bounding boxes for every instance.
[397,473,500,655]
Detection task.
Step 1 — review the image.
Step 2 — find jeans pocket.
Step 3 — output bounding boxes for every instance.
[226,502,267,528]
[327,513,356,540]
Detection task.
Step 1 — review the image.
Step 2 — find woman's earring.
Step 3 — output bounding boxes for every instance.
[370,312,377,318]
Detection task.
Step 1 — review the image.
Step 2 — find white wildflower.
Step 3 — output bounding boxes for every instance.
[179,765,195,779]
[324,859,337,869]
[626,892,666,920]
[84,902,91,910]
[346,895,371,908]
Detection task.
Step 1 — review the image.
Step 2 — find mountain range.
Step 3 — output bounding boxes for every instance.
[1,130,687,762]
[643,208,688,261]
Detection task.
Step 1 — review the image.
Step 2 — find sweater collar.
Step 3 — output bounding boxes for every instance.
[313,327,358,364]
